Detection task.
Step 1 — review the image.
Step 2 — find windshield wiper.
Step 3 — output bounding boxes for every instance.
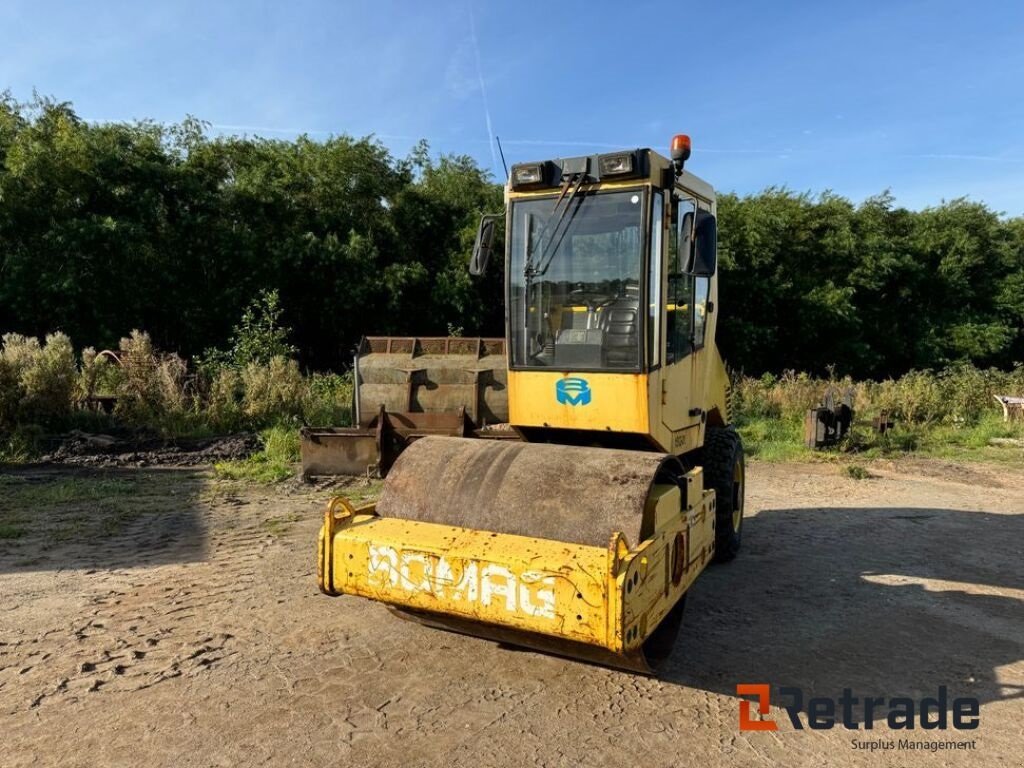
[523,172,588,280]
[520,171,592,361]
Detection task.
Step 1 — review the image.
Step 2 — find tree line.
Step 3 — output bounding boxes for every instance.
[1,94,1021,377]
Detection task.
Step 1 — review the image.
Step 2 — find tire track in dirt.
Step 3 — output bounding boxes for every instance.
[0,474,311,714]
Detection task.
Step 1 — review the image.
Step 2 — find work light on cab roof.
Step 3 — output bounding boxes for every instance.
[511,163,544,187]
[597,151,634,176]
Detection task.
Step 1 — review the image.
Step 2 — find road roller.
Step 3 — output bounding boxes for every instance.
[318,136,745,673]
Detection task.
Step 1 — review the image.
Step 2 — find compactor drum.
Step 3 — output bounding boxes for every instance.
[318,137,745,672]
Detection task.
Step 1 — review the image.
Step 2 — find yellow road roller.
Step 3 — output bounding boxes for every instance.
[318,135,745,673]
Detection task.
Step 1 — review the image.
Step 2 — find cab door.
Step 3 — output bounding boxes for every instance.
[659,194,701,437]
[687,199,715,437]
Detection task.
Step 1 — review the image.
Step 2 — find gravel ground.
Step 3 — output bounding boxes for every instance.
[1,459,1021,767]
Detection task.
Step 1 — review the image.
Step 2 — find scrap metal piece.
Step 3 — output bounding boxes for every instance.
[804,387,855,449]
[994,394,1024,423]
[873,411,895,434]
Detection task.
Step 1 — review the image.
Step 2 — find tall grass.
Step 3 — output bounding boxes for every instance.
[0,330,352,463]
[732,365,1024,462]
[4,330,1022,468]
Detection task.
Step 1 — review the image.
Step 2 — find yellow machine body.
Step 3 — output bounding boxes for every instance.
[509,370,650,433]
[317,145,744,673]
[319,470,715,672]
[507,351,731,455]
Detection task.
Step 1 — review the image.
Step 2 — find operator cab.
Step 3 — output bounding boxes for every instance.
[475,140,718,376]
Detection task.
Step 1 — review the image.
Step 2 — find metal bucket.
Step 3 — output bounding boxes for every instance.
[301,337,510,478]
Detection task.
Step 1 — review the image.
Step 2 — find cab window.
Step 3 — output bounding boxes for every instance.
[647,191,663,367]
[666,197,695,363]
[693,276,709,348]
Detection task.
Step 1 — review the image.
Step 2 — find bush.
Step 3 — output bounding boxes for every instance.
[197,289,297,375]
[79,347,114,400]
[240,356,305,424]
[0,332,77,426]
[732,370,850,421]
[303,371,353,426]
[202,360,351,431]
[0,326,356,451]
[206,367,245,432]
[112,330,190,428]
[0,349,20,428]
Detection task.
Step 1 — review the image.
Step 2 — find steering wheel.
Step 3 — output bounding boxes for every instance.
[569,284,612,313]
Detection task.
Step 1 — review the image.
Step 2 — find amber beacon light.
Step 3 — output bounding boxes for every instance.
[670,134,692,173]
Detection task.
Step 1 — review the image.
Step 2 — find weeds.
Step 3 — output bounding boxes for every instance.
[0,328,352,462]
[0,425,44,463]
[736,416,812,462]
[844,465,873,480]
[113,330,189,428]
[0,333,77,426]
[213,425,300,483]
[260,512,301,537]
[733,363,1024,426]
[0,522,25,539]
[0,290,352,455]
[239,357,306,425]
[303,371,353,426]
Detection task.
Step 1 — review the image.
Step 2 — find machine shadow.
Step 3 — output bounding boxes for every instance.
[662,505,1024,722]
[0,465,208,573]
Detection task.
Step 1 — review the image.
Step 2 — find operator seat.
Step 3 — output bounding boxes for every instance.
[600,296,639,366]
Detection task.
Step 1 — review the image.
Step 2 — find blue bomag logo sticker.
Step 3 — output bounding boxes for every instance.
[556,377,592,406]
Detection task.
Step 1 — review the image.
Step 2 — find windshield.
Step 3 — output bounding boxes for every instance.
[508,189,645,370]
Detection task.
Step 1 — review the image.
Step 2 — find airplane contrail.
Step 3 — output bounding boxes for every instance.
[468,2,499,173]
[82,118,1024,164]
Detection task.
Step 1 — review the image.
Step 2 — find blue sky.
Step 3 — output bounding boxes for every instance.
[3,0,1024,213]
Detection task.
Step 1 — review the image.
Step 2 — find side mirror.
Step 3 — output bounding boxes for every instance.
[470,213,501,276]
[679,210,694,270]
[685,211,717,276]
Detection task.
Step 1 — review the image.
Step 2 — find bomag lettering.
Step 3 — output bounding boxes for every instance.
[367,544,557,619]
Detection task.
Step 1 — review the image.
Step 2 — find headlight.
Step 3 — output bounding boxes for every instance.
[511,163,544,188]
[598,152,635,176]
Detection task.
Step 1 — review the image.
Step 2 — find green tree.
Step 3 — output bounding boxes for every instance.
[2,93,1021,378]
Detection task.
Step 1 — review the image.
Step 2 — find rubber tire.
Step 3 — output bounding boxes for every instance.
[702,427,745,563]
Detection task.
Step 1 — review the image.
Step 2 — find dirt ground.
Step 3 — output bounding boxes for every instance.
[38,430,260,467]
[1,458,1022,768]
